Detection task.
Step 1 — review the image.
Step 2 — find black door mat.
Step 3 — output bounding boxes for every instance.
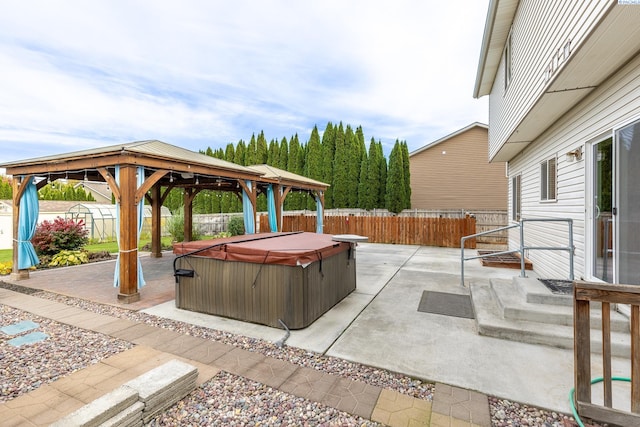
[538,279,573,295]
[418,291,475,319]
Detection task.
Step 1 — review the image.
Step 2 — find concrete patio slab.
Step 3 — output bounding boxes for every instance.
[3,242,631,417]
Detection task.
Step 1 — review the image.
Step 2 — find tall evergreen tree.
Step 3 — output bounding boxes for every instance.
[386,140,406,214]
[377,141,388,208]
[321,122,336,209]
[361,138,379,210]
[348,126,366,207]
[287,134,305,210]
[343,125,359,208]
[305,125,323,210]
[267,139,280,165]
[256,131,268,164]
[245,134,257,166]
[401,141,412,209]
[288,133,304,174]
[278,137,289,171]
[224,143,235,162]
[332,123,349,208]
[234,140,246,166]
[357,151,370,209]
[216,148,225,158]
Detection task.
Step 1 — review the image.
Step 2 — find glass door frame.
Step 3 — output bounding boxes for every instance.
[586,132,614,284]
[587,115,640,317]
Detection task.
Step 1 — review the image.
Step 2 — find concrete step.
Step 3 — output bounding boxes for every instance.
[470,281,631,358]
[490,278,629,333]
[513,276,574,307]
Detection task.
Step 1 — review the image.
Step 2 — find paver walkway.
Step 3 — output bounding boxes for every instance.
[0,288,491,426]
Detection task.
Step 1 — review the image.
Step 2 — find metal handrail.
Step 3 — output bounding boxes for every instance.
[460,218,574,286]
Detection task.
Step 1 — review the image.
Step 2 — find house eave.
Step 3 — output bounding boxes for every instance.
[473,0,520,99]
[410,122,488,157]
[490,3,640,162]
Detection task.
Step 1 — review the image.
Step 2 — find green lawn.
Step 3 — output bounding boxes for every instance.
[85,236,174,253]
[0,249,11,263]
[0,236,174,264]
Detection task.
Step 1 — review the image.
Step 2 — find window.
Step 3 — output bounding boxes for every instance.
[540,157,557,201]
[512,174,521,221]
[504,29,512,91]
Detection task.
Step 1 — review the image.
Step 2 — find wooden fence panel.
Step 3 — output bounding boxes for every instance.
[258,214,476,248]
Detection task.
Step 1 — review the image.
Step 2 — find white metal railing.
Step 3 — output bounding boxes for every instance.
[460,218,574,286]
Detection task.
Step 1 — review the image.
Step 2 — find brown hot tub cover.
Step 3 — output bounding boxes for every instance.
[173,232,349,267]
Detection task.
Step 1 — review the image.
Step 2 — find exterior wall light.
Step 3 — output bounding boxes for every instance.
[566,146,583,162]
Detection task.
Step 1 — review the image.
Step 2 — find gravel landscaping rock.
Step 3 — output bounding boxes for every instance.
[0,283,597,426]
[148,371,381,427]
[0,304,133,403]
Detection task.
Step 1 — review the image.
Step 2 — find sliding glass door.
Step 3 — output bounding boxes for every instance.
[592,119,640,285]
[616,119,640,285]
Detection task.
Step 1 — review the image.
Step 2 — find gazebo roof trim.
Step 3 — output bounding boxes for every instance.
[0,140,261,176]
[247,164,329,188]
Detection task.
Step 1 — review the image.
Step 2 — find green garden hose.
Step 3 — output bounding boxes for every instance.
[569,376,631,427]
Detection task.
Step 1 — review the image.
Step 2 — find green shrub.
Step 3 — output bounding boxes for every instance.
[48,250,89,267]
[166,206,202,242]
[228,216,245,236]
[166,207,185,242]
[32,217,89,256]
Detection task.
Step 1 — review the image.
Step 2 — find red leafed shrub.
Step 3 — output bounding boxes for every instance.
[32,217,89,256]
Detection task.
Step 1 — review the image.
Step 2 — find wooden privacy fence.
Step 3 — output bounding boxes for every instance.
[573,280,640,426]
[258,214,476,248]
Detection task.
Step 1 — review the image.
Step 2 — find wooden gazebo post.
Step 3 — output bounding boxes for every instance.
[149,184,163,258]
[274,184,282,232]
[237,179,258,233]
[183,188,197,242]
[117,165,139,302]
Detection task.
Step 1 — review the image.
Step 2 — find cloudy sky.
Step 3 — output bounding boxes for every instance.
[0,0,489,164]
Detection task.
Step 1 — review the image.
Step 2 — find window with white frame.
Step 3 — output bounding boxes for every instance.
[540,156,557,201]
[512,174,521,221]
[504,29,512,91]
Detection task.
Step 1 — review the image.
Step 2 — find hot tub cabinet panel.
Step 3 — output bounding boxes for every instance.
[173,233,356,329]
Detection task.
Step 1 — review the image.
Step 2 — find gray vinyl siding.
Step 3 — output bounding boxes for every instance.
[489,0,612,159]
[507,52,640,280]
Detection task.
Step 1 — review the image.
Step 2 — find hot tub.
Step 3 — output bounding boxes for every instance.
[172,232,357,329]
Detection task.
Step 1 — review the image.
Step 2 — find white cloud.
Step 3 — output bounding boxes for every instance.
[0,0,489,162]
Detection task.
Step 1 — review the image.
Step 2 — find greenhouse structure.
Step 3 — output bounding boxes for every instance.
[66,203,172,242]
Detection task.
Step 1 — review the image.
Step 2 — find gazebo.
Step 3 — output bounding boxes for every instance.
[0,140,328,303]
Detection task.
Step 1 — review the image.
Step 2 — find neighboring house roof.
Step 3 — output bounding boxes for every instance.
[409,123,488,157]
[0,199,99,213]
[74,181,112,201]
[67,203,171,218]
